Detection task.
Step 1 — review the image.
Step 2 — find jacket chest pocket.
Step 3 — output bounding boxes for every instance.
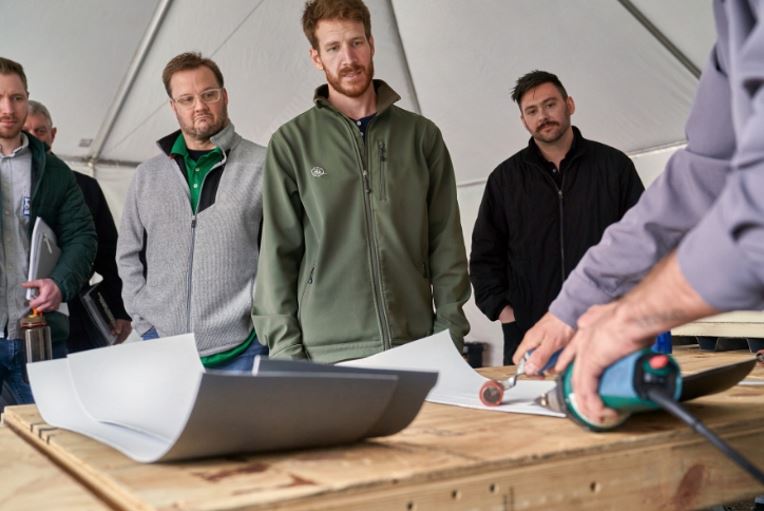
[373,152,428,208]
[376,141,388,202]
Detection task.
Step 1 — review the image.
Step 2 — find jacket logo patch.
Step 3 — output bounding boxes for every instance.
[310,166,327,178]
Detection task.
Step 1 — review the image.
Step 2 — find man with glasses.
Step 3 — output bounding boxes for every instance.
[117,52,267,371]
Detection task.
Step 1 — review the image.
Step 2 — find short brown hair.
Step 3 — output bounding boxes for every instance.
[161,52,224,97]
[0,57,28,91]
[302,0,372,50]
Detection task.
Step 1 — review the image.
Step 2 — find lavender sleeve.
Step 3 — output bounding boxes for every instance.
[677,2,764,312]
[550,25,736,327]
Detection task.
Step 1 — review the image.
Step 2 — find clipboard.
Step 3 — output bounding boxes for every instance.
[26,217,61,300]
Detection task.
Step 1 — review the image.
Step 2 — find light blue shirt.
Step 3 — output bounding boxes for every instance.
[0,133,32,339]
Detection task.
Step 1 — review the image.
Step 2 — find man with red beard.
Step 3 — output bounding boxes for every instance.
[253,0,470,363]
[118,52,267,372]
[469,70,644,364]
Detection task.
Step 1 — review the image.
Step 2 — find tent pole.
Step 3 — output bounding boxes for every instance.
[617,0,701,80]
[87,0,174,177]
[59,155,143,170]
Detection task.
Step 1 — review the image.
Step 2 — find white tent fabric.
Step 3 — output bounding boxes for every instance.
[2,0,716,364]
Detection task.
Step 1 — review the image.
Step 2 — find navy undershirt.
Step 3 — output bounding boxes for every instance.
[352,114,376,140]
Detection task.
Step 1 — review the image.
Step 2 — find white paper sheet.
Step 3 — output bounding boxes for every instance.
[28,334,437,462]
[28,357,173,462]
[342,331,565,417]
[65,334,203,439]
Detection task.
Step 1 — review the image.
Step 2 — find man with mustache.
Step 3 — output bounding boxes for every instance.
[515,0,764,438]
[470,70,644,364]
[253,0,470,362]
[118,52,267,371]
[0,57,95,405]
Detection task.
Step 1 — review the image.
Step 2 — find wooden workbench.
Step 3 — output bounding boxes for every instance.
[672,311,764,338]
[2,346,763,511]
[0,426,109,510]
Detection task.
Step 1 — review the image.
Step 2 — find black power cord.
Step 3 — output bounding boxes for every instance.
[646,387,764,485]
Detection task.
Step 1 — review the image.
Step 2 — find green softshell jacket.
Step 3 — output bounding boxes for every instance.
[253,80,470,363]
[27,134,97,342]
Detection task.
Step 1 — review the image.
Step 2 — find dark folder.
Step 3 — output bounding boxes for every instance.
[80,283,117,345]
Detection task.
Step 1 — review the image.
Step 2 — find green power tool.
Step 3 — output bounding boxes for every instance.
[536,347,764,484]
[537,348,681,431]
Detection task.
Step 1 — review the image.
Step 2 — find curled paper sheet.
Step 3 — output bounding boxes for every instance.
[28,334,437,462]
[342,331,565,417]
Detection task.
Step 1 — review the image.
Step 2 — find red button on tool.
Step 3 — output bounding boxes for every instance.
[649,355,669,369]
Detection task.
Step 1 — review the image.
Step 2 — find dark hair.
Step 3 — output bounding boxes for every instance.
[302,0,372,50]
[511,70,567,106]
[0,57,28,91]
[162,52,224,97]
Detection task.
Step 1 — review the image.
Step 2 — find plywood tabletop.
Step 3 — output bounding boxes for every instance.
[0,425,110,510]
[3,348,763,511]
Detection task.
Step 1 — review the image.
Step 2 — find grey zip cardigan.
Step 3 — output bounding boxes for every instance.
[117,123,266,356]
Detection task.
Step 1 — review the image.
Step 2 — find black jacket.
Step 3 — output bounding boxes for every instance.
[67,171,130,351]
[21,138,97,344]
[469,127,644,334]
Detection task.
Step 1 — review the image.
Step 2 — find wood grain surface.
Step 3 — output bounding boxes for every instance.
[3,346,763,511]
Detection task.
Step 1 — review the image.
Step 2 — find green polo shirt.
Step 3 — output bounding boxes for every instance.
[170,134,223,213]
[170,134,257,367]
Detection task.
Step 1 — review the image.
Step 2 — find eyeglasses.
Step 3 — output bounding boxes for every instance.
[172,88,223,109]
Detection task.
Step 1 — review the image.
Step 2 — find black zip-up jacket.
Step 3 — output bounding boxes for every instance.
[66,171,130,350]
[469,127,644,334]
